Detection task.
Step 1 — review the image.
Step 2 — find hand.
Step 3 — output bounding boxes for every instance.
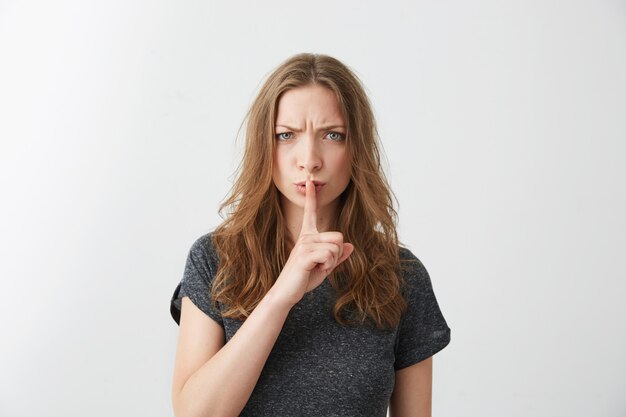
[271,180,354,307]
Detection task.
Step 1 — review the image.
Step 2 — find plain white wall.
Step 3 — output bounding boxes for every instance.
[1,1,625,416]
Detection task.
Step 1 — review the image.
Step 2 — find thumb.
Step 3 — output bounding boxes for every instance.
[336,243,354,265]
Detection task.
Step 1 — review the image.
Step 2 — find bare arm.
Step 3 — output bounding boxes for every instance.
[172,289,293,417]
[389,357,433,417]
[172,180,353,417]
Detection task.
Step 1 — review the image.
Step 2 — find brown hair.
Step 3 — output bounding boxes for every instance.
[211,52,413,329]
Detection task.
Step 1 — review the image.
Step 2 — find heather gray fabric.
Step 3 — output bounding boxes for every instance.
[170,232,451,417]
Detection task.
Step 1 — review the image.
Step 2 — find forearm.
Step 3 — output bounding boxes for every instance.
[174,289,293,417]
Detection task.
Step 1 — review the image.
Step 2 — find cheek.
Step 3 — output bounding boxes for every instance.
[272,150,287,181]
[330,151,351,177]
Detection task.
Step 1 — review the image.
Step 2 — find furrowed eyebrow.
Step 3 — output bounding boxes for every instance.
[275,124,346,132]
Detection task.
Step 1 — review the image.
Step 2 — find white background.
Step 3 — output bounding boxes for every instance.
[1,1,625,416]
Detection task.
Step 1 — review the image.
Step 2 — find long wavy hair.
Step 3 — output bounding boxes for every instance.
[211,53,413,330]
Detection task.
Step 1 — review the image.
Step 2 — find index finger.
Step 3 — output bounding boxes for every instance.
[300,180,318,235]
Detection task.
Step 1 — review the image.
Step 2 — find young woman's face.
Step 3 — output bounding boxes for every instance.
[273,84,351,218]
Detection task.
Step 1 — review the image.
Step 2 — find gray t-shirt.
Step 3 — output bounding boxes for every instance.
[170,232,451,417]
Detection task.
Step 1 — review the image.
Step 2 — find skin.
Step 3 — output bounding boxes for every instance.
[272,84,434,416]
[389,357,433,417]
[171,179,355,417]
[171,83,433,417]
[271,179,354,304]
[273,84,352,247]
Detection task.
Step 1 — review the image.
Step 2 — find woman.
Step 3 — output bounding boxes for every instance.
[170,53,451,417]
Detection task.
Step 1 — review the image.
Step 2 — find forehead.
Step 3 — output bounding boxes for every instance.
[275,84,344,125]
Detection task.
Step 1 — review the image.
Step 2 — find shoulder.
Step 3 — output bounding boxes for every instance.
[398,246,419,263]
[170,230,223,326]
[393,245,451,369]
[189,231,216,254]
[398,246,429,279]
[188,231,220,265]
[400,248,436,310]
[182,230,221,288]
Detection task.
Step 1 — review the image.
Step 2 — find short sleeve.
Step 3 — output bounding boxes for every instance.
[170,233,224,328]
[394,249,451,370]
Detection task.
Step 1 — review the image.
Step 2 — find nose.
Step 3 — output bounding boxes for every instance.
[296,134,322,173]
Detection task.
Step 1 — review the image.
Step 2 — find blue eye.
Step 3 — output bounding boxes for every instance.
[276,132,293,140]
[326,131,345,141]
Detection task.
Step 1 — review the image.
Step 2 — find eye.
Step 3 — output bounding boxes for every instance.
[326,131,346,141]
[276,132,293,141]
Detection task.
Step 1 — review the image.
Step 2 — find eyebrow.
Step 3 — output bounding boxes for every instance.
[275,124,346,132]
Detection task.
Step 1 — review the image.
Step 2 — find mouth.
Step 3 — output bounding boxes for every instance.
[294,181,325,194]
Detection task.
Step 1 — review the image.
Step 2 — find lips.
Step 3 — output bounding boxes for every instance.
[294,181,325,194]
[294,180,325,187]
